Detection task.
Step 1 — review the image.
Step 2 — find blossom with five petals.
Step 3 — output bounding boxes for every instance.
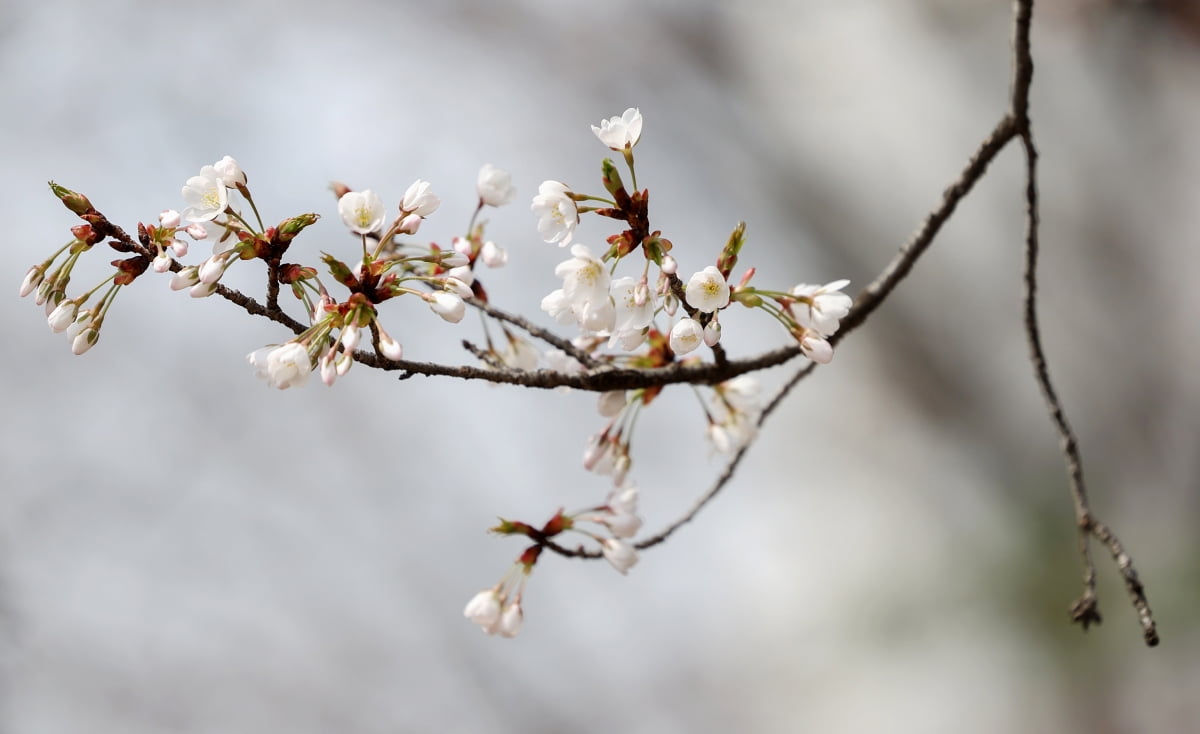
[181,166,228,223]
[791,279,852,337]
[337,189,386,235]
[685,266,730,313]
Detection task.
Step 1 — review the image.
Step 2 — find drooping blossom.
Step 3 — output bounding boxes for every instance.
[531,180,578,246]
[669,317,704,356]
[791,279,852,337]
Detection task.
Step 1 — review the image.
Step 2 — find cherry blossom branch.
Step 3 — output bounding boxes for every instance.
[1010,0,1158,646]
[466,297,601,368]
[541,2,1160,650]
[28,2,1159,646]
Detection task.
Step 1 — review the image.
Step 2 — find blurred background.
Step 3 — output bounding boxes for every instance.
[2,0,1197,731]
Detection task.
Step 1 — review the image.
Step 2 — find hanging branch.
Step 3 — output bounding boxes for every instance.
[541,0,1161,650]
[1009,0,1158,647]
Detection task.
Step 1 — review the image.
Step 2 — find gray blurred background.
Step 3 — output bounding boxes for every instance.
[2,0,1198,732]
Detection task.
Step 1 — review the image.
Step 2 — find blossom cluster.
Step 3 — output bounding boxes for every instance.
[464,484,643,638]
[22,106,853,642]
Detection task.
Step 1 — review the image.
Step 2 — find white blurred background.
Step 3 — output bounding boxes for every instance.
[2,0,1198,732]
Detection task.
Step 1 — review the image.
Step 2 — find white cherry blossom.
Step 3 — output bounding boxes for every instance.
[531,180,578,246]
[799,331,834,364]
[600,538,638,574]
[463,589,502,634]
[685,266,730,313]
[476,164,516,207]
[212,155,246,187]
[401,179,440,216]
[669,317,704,356]
[181,165,228,223]
[609,276,655,350]
[497,600,523,638]
[791,279,852,337]
[428,292,466,323]
[248,342,312,389]
[591,107,643,150]
[337,189,386,235]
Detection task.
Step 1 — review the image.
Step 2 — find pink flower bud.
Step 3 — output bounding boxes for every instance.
[397,213,422,234]
[319,351,338,386]
[481,241,507,268]
[377,329,403,361]
[159,209,182,229]
[197,255,226,285]
[340,324,361,353]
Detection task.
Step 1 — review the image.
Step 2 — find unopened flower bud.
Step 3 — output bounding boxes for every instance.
[669,317,703,355]
[598,390,627,417]
[320,351,338,386]
[340,324,361,353]
[663,292,679,316]
[443,277,473,299]
[480,240,507,268]
[703,318,722,347]
[47,299,78,333]
[377,326,404,361]
[152,251,172,273]
[277,212,320,244]
[49,182,93,215]
[19,266,44,298]
[159,209,182,229]
[397,213,422,234]
[634,279,649,307]
[448,265,474,287]
[198,255,227,285]
[497,600,523,638]
[334,351,353,377]
[170,266,200,291]
[428,292,465,323]
[190,281,217,298]
[213,155,247,187]
[71,327,99,355]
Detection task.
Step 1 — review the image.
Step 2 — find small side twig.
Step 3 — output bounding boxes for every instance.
[1010,0,1157,646]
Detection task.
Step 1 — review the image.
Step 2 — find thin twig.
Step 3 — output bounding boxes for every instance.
[1010,0,1157,646]
[468,297,601,368]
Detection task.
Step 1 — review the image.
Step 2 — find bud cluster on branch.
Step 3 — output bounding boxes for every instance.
[22,108,852,638]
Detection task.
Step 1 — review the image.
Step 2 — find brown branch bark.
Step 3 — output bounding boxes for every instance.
[1010,0,1158,646]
